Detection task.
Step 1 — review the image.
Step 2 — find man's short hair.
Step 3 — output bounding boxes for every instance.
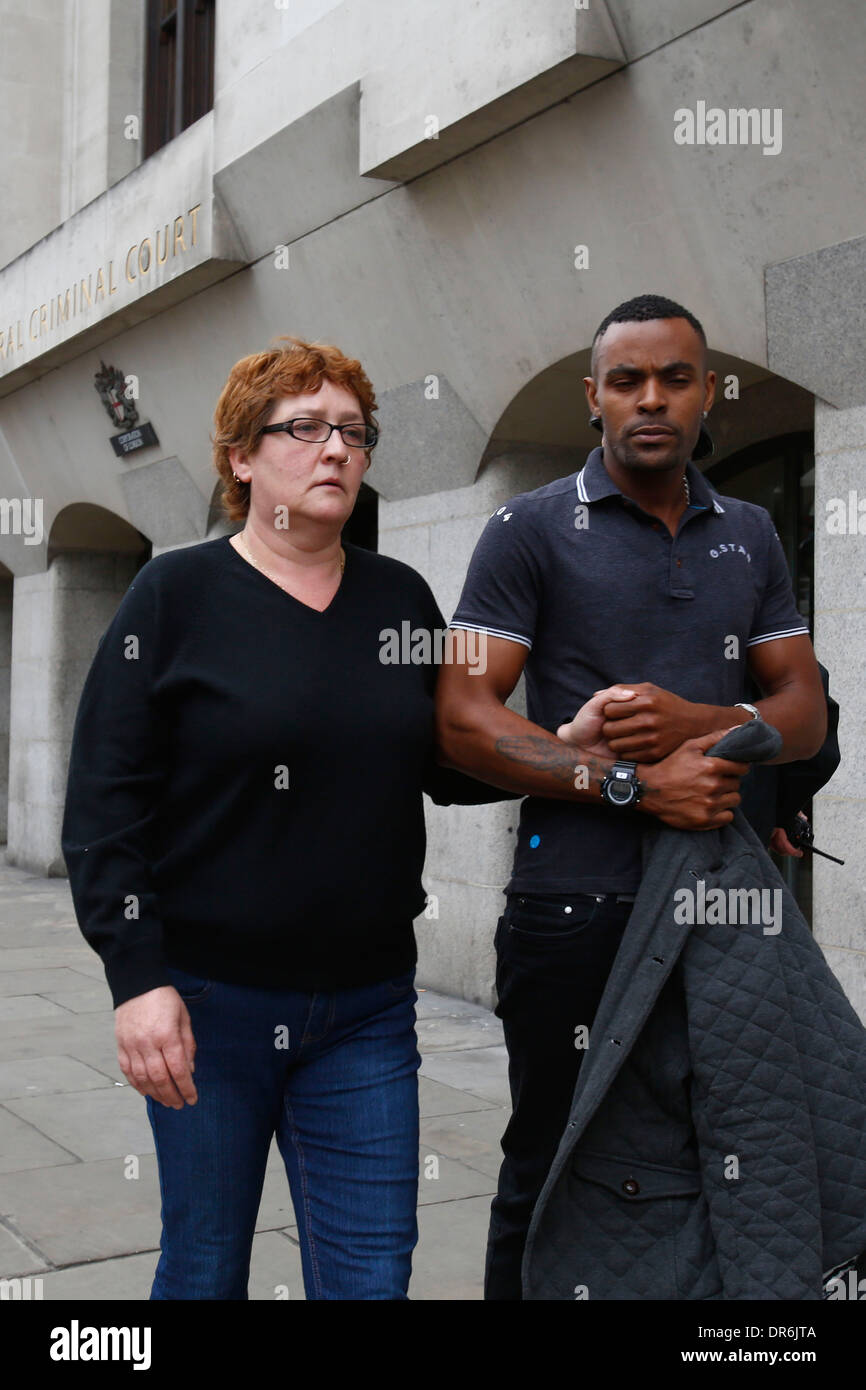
[591,294,707,375]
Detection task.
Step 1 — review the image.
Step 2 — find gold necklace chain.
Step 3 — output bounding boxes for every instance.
[236,532,345,591]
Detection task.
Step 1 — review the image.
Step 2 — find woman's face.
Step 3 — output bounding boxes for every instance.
[230,379,371,536]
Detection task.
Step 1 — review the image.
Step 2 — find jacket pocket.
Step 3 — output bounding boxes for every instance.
[571,1151,701,1200]
[558,1152,720,1299]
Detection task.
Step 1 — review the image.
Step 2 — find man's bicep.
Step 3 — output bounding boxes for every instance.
[747,633,822,698]
[437,632,528,713]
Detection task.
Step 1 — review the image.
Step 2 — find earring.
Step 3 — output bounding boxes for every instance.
[588,414,602,431]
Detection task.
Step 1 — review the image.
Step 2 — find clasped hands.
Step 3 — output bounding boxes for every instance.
[556,682,704,763]
[556,683,752,834]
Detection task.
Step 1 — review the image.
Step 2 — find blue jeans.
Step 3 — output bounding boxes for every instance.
[146,964,421,1300]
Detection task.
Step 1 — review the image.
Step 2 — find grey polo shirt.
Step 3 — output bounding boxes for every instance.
[450,447,809,894]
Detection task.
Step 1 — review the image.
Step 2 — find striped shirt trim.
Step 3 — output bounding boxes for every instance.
[747,626,810,647]
[575,465,726,512]
[449,621,533,651]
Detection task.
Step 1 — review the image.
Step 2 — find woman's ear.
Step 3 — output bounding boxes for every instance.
[228,444,250,480]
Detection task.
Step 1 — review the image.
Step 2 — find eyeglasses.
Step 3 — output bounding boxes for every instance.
[260,418,379,449]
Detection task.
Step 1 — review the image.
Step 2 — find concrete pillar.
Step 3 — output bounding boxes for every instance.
[0,576,12,842]
[812,399,866,1022]
[379,450,573,1006]
[7,551,139,875]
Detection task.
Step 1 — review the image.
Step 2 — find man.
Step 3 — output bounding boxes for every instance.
[435,293,827,1300]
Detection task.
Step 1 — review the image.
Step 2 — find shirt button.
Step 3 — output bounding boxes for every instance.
[622,1179,640,1196]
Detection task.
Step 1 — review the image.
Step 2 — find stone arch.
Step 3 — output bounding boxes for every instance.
[7,504,150,873]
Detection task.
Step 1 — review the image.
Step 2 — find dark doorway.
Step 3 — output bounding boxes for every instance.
[706,432,819,922]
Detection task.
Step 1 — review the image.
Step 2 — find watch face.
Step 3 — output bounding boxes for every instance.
[605,780,635,806]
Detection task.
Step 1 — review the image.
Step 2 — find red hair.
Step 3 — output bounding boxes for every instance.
[212,336,378,521]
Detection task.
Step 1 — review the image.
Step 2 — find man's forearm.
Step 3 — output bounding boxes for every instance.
[684,694,825,764]
[439,702,624,803]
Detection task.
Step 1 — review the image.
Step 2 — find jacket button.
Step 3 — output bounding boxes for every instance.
[622,1179,640,1196]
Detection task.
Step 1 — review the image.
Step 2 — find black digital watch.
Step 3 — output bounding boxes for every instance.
[600,760,643,809]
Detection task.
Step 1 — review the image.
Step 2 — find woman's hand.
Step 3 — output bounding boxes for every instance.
[556,685,637,759]
[115,986,198,1109]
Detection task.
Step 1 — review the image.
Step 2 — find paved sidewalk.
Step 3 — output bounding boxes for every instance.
[0,855,509,1300]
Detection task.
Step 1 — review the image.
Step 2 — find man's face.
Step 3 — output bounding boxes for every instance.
[584,317,715,473]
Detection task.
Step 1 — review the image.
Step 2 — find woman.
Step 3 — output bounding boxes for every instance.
[61,337,505,1300]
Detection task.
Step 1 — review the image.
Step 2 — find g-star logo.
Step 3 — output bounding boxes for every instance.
[709,542,751,561]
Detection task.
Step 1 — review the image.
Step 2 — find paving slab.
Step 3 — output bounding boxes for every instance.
[33,1230,307,1301]
[410,1194,493,1300]
[37,982,114,1014]
[38,1252,157,1300]
[0,1016,125,1063]
[0,947,104,973]
[418,1074,498,1118]
[0,968,101,998]
[58,956,113,983]
[0,1056,114,1100]
[415,987,500,1020]
[0,1154,163,1267]
[415,1012,504,1051]
[3,1088,155,1163]
[248,1230,306,1300]
[417,1151,496,1204]
[0,996,74,1023]
[420,1105,508,1180]
[0,1104,80,1173]
[419,1045,511,1107]
[0,1218,50,1276]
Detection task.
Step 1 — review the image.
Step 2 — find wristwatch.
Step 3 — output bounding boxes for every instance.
[734,702,761,721]
[601,760,643,809]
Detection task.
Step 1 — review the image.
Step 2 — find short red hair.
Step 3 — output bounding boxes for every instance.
[212,336,378,522]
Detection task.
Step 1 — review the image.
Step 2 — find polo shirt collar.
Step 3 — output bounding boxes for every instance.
[575,446,726,514]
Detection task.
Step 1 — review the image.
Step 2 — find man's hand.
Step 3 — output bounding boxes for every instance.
[557,685,637,757]
[115,986,198,1109]
[601,682,710,762]
[638,730,750,830]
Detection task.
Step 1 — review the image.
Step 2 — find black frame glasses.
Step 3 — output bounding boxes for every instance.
[260,417,379,449]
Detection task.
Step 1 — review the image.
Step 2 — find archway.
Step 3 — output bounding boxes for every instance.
[7,505,149,873]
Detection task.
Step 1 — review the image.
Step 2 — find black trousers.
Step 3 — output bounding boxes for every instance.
[485,891,634,1301]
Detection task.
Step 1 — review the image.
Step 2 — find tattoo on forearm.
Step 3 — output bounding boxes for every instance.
[494,735,608,790]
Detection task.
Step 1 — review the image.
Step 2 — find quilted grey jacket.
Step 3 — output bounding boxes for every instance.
[522,721,866,1300]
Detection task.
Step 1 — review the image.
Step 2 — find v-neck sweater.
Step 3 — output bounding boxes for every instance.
[61,535,499,1007]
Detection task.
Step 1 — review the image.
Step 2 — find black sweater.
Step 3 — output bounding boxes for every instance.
[61,536,508,1007]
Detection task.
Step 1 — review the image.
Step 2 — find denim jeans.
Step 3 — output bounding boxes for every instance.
[485,892,633,1300]
[146,963,421,1300]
